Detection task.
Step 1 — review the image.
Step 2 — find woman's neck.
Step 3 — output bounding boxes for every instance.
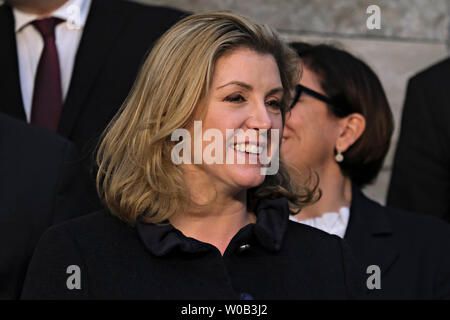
[293,164,352,221]
[169,169,256,255]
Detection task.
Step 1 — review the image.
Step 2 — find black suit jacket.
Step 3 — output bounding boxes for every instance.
[346,186,450,299]
[21,199,365,299]
[387,58,450,223]
[0,114,96,299]
[0,0,187,162]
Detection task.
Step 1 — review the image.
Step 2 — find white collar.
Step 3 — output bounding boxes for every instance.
[13,0,91,32]
[290,206,350,238]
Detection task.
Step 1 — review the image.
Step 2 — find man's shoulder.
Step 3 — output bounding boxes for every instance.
[115,0,187,16]
[95,0,188,24]
[410,57,450,85]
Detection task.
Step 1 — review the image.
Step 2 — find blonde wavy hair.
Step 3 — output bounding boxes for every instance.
[96,11,320,226]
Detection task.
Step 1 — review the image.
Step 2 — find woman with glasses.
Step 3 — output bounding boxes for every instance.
[282,42,450,299]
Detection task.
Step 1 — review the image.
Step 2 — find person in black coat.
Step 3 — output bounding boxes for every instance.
[0,113,95,299]
[347,186,450,298]
[282,42,450,299]
[0,0,187,205]
[20,198,363,299]
[21,12,365,300]
[387,58,450,223]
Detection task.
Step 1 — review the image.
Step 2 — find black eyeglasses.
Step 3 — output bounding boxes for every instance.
[289,84,334,110]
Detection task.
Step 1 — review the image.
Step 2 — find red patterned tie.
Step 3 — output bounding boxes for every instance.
[31,17,64,131]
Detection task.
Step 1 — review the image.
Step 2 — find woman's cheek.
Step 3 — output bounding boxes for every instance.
[271,113,283,130]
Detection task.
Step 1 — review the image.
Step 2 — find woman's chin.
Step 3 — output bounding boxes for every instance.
[230,165,266,189]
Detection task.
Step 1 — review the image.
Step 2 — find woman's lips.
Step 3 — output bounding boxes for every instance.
[226,142,271,165]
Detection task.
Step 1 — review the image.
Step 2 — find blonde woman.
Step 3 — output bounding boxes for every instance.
[21,12,363,299]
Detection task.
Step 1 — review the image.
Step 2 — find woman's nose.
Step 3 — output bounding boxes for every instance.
[246,101,272,130]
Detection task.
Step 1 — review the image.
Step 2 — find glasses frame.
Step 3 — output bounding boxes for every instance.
[289,84,334,110]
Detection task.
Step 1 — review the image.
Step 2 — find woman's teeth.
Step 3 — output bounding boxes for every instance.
[233,143,263,154]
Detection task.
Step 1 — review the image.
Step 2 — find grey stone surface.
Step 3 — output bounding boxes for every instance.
[135,0,450,43]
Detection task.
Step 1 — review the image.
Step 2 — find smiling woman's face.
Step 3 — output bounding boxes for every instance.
[188,47,284,193]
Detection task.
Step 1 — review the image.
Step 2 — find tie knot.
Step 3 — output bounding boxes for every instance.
[32,17,64,38]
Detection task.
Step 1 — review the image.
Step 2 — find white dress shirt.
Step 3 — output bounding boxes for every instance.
[13,0,91,122]
[289,206,350,239]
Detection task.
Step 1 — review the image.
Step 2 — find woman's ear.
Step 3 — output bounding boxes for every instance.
[335,113,366,152]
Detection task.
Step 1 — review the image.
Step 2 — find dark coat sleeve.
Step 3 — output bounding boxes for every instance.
[387,73,450,223]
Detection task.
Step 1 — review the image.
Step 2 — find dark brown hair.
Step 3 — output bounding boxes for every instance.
[290,42,394,187]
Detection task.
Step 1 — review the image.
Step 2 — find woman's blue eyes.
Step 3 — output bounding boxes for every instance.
[224,94,281,109]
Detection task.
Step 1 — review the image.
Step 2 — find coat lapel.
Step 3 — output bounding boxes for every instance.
[58,0,129,136]
[345,186,399,276]
[0,115,21,214]
[0,4,26,121]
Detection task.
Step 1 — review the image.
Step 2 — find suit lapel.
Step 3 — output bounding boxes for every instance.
[0,4,26,121]
[58,0,129,136]
[345,186,399,276]
[0,115,21,215]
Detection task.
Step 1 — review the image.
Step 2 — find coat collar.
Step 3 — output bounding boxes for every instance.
[136,198,290,257]
[345,185,399,275]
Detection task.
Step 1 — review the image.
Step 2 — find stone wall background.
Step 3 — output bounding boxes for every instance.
[132,0,450,204]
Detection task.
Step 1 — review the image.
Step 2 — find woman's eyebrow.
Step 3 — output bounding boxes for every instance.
[216,81,253,90]
[266,87,284,97]
[217,82,283,97]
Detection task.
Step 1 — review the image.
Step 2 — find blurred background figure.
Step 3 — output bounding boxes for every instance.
[0,0,187,206]
[387,57,450,223]
[0,113,94,299]
[282,42,450,299]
